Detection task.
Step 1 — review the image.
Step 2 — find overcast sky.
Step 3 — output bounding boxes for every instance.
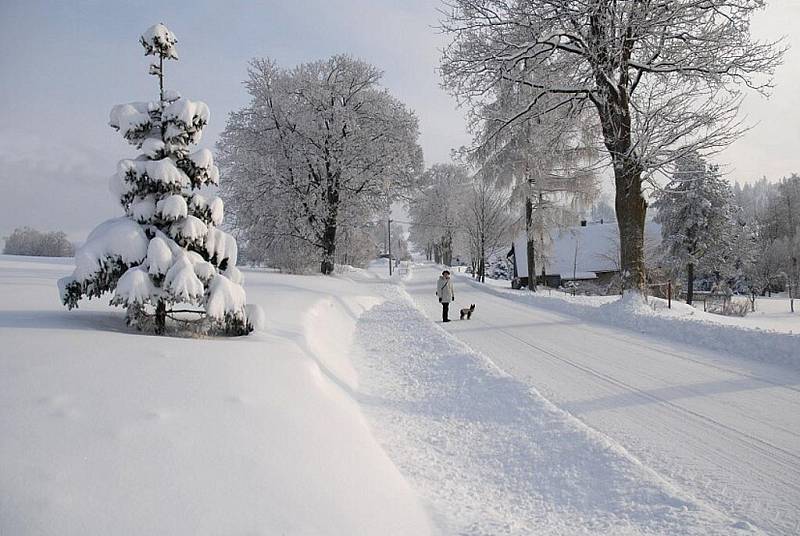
[1,1,797,240]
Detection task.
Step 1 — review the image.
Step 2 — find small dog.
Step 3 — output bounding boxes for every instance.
[460,304,476,320]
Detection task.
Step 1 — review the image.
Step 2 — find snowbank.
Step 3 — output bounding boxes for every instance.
[1,256,431,535]
[456,271,800,369]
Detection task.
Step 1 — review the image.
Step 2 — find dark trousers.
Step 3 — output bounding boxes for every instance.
[442,302,450,321]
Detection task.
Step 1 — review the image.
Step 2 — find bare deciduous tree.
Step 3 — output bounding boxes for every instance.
[407,164,472,265]
[464,176,514,282]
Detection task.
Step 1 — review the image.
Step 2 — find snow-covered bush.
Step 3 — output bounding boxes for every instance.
[4,227,74,257]
[59,23,257,335]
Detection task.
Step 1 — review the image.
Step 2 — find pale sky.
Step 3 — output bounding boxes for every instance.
[0,1,797,240]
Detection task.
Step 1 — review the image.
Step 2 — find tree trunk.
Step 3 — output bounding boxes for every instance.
[686,262,695,305]
[155,299,166,334]
[526,196,536,291]
[613,161,647,292]
[320,183,339,275]
[320,220,337,275]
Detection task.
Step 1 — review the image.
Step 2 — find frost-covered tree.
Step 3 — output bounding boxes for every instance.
[441,0,785,292]
[59,24,257,335]
[464,176,514,282]
[218,56,423,274]
[652,152,736,304]
[462,74,600,291]
[4,228,74,257]
[408,164,472,266]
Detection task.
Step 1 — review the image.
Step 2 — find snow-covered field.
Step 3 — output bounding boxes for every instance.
[0,255,430,535]
[2,255,798,534]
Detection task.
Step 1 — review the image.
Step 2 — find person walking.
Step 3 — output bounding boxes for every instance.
[436,270,455,322]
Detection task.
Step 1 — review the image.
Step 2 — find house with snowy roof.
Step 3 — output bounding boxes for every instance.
[508,220,661,289]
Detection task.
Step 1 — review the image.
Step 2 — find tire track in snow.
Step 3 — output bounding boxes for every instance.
[412,268,800,534]
[351,282,752,536]
[485,322,800,493]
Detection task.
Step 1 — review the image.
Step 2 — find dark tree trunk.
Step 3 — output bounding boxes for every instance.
[525,197,536,291]
[320,221,336,275]
[614,161,647,292]
[320,180,340,275]
[155,299,166,334]
[479,236,486,283]
[686,262,695,305]
[588,9,647,293]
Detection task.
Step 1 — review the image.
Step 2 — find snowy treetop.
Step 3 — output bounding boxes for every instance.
[140,23,178,60]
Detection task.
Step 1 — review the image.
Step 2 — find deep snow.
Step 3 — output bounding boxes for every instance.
[0,255,430,535]
[2,255,797,535]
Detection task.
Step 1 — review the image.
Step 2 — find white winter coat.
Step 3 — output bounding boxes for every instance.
[436,276,455,303]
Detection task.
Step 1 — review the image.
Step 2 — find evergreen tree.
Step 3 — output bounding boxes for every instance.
[653,152,736,305]
[59,23,255,335]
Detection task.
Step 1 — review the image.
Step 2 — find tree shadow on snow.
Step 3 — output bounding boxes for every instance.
[0,309,132,335]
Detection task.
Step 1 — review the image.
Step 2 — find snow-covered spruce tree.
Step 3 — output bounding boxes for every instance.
[58,23,257,335]
[652,152,736,305]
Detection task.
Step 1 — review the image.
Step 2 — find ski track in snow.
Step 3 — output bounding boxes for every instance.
[353,266,753,535]
[393,263,800,535]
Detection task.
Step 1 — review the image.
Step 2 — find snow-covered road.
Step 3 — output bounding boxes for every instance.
[404,264,800,535]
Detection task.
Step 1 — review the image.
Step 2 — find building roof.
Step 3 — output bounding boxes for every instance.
[512,221,661,278]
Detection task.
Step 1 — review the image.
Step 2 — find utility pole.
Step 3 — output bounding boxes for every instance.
[388,218,393,276]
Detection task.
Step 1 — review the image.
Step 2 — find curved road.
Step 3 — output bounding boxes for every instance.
[405,264,800,535]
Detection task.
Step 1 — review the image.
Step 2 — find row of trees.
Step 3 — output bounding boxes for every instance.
[439,0,785,294]
[4,227,74,257]
[407,163,529,283]
[654,154,799,308]
[213,2,788,296]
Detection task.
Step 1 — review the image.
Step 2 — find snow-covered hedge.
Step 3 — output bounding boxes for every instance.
[4,227,74,257]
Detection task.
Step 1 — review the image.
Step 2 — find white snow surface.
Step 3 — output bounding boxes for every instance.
[409,263,800,535]
[170,214,207,242]
[208,196,224,226]
[205,273,246,319]
[455,272,800,369]
[146,236,173,276]
[108,102,152,136]
[140,138,166,158]
[130,195,156,222]
[5,255,797,535]
[156,194,188,221]
[68,217,149,282]
[114,265,156,305]
[188,147,214,169]
[205,226,237,265]
[163,254,204,303]
[1,255,430,535]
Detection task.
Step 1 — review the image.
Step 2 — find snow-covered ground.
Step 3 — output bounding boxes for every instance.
[409,263,800,535]
[2,255,797,535]
[453,271,799,368]
[461,269,799,335]
[0,254,430,535]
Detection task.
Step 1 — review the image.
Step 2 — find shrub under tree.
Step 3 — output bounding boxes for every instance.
[58,23,258,335]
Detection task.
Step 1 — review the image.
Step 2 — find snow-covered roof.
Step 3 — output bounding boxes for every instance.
[512,221,661,278]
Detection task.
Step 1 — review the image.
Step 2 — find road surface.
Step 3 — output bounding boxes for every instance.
[405,264,800,535]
